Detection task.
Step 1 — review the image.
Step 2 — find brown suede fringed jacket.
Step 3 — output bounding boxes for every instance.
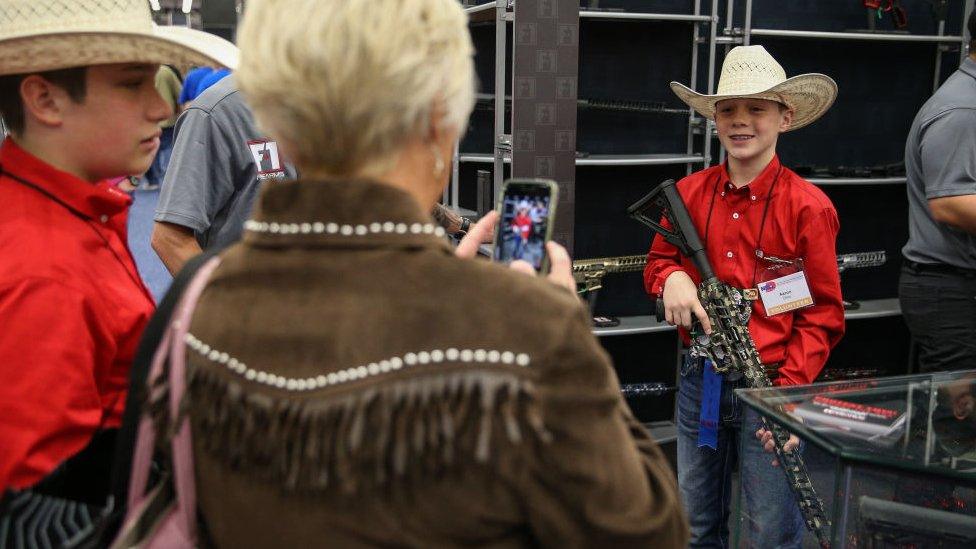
[178,179,688,548]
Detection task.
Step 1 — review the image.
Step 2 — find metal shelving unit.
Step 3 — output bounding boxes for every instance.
[808,176,907,186]
[714,0,975,166]
[593,315,674,337]
[578,10,711,23]
[644,420,678,445]
[843,297,902,321]
[458,152,706,166]
[710,0,975,331]
[594,298,902,337]
[450,1,720,211]
[743,28,963,44]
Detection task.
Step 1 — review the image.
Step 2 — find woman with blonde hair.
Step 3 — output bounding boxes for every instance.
[160,0,687,546]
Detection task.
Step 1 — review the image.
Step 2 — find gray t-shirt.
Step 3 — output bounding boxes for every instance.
[154,75,297,250]
[902,57,976,269]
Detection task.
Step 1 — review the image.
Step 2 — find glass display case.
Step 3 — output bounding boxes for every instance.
[735,369,976,548]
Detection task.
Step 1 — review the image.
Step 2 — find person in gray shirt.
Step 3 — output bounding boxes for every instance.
[152,75,297,274]
[900,11,976,373]
[153,75,472,275]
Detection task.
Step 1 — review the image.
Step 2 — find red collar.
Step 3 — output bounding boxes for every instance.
[718,155,782,200]
[0,137,132,220]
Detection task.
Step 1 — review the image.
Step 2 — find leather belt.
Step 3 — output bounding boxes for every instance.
[904,259,976,278]
[686,353,783,380]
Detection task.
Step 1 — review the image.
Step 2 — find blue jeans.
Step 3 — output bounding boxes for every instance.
[676,357,804,548]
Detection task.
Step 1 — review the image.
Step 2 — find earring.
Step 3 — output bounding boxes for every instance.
[431,144,446,179]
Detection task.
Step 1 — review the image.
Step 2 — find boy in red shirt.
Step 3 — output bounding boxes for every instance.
[0,0,235,541]
[512,206,533,258]
[644,46,845,547]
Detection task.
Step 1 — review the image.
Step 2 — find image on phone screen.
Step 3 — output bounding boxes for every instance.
[495,191,551,270]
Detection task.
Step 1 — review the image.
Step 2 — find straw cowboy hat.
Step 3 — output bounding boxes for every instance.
[670,45,837,131]
[0,0,238,77]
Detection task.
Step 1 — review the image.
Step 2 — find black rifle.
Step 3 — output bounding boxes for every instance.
[475,93,689,116]
[837,251,886,310]
[619,382,675,399]
[793,162,905,179]
[816,367,881,382]
[628,179,833,546]
[572,254,647,315]
[837,251,886,274]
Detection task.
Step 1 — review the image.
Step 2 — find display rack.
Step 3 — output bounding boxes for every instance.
[457,152,705,165]
[712,0,973,373]
[455,1,974,433]
[715,0,975,174]
[593,297,903,337]
[451,0,719,210]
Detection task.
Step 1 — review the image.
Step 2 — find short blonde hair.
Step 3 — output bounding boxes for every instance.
[236,0,476,177]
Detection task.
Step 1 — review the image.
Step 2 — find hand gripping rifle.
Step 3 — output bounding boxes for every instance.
[628,179,833,547]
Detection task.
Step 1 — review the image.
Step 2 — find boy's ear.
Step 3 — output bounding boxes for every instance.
[779,107,794,133]
[19,75,69,129]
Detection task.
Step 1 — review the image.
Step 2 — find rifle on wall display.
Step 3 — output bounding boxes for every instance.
[836,250,886,310]
[572,254,646,318]
[475,93,689,116]
[573,250,887,316]
[619,382,675,399]
[627,179,833,546]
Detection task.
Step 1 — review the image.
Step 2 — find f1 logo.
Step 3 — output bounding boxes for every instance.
[247,139,286,180]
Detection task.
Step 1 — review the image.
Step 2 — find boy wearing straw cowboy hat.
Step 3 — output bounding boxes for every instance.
[644,45,845,546]
[0,0,235,541]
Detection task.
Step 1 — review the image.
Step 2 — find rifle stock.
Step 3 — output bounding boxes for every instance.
[627,179,714,280]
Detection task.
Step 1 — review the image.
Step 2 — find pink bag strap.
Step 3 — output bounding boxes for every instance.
[168,255,221,540]
[125,320,174,512]
[123,255,223,540]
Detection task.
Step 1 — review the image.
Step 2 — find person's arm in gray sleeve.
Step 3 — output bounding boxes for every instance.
[922,108,976,234]
[152,105,238,274]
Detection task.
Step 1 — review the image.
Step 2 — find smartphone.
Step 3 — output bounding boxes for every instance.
[492,178,559,272]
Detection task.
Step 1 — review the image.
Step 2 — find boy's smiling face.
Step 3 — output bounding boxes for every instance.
[714,97,792,167]
[58,63,172,181]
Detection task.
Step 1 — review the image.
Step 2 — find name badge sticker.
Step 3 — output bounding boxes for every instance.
[758,270,814,316]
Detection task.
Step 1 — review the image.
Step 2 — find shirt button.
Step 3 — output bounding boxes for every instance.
[732,212,740,220]
[726,251,734,258]
[721,192,726,197]
[100,215,109,223]
[751,195,757,201]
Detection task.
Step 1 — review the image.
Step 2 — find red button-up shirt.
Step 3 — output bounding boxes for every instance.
[0,138,155,490]
[644,156,845,386]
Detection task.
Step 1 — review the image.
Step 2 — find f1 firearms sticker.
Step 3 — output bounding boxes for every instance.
[247,139,287,180]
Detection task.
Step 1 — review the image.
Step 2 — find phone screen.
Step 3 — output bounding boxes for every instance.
[494,183,553,270]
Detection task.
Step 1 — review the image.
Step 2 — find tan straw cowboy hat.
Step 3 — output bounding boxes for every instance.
[670,45,837,131]
[0,0,238,76]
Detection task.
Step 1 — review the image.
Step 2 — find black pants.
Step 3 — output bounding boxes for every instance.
[899,264,976,373]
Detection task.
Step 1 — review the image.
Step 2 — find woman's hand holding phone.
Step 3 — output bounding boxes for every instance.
[456,211,575,293]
